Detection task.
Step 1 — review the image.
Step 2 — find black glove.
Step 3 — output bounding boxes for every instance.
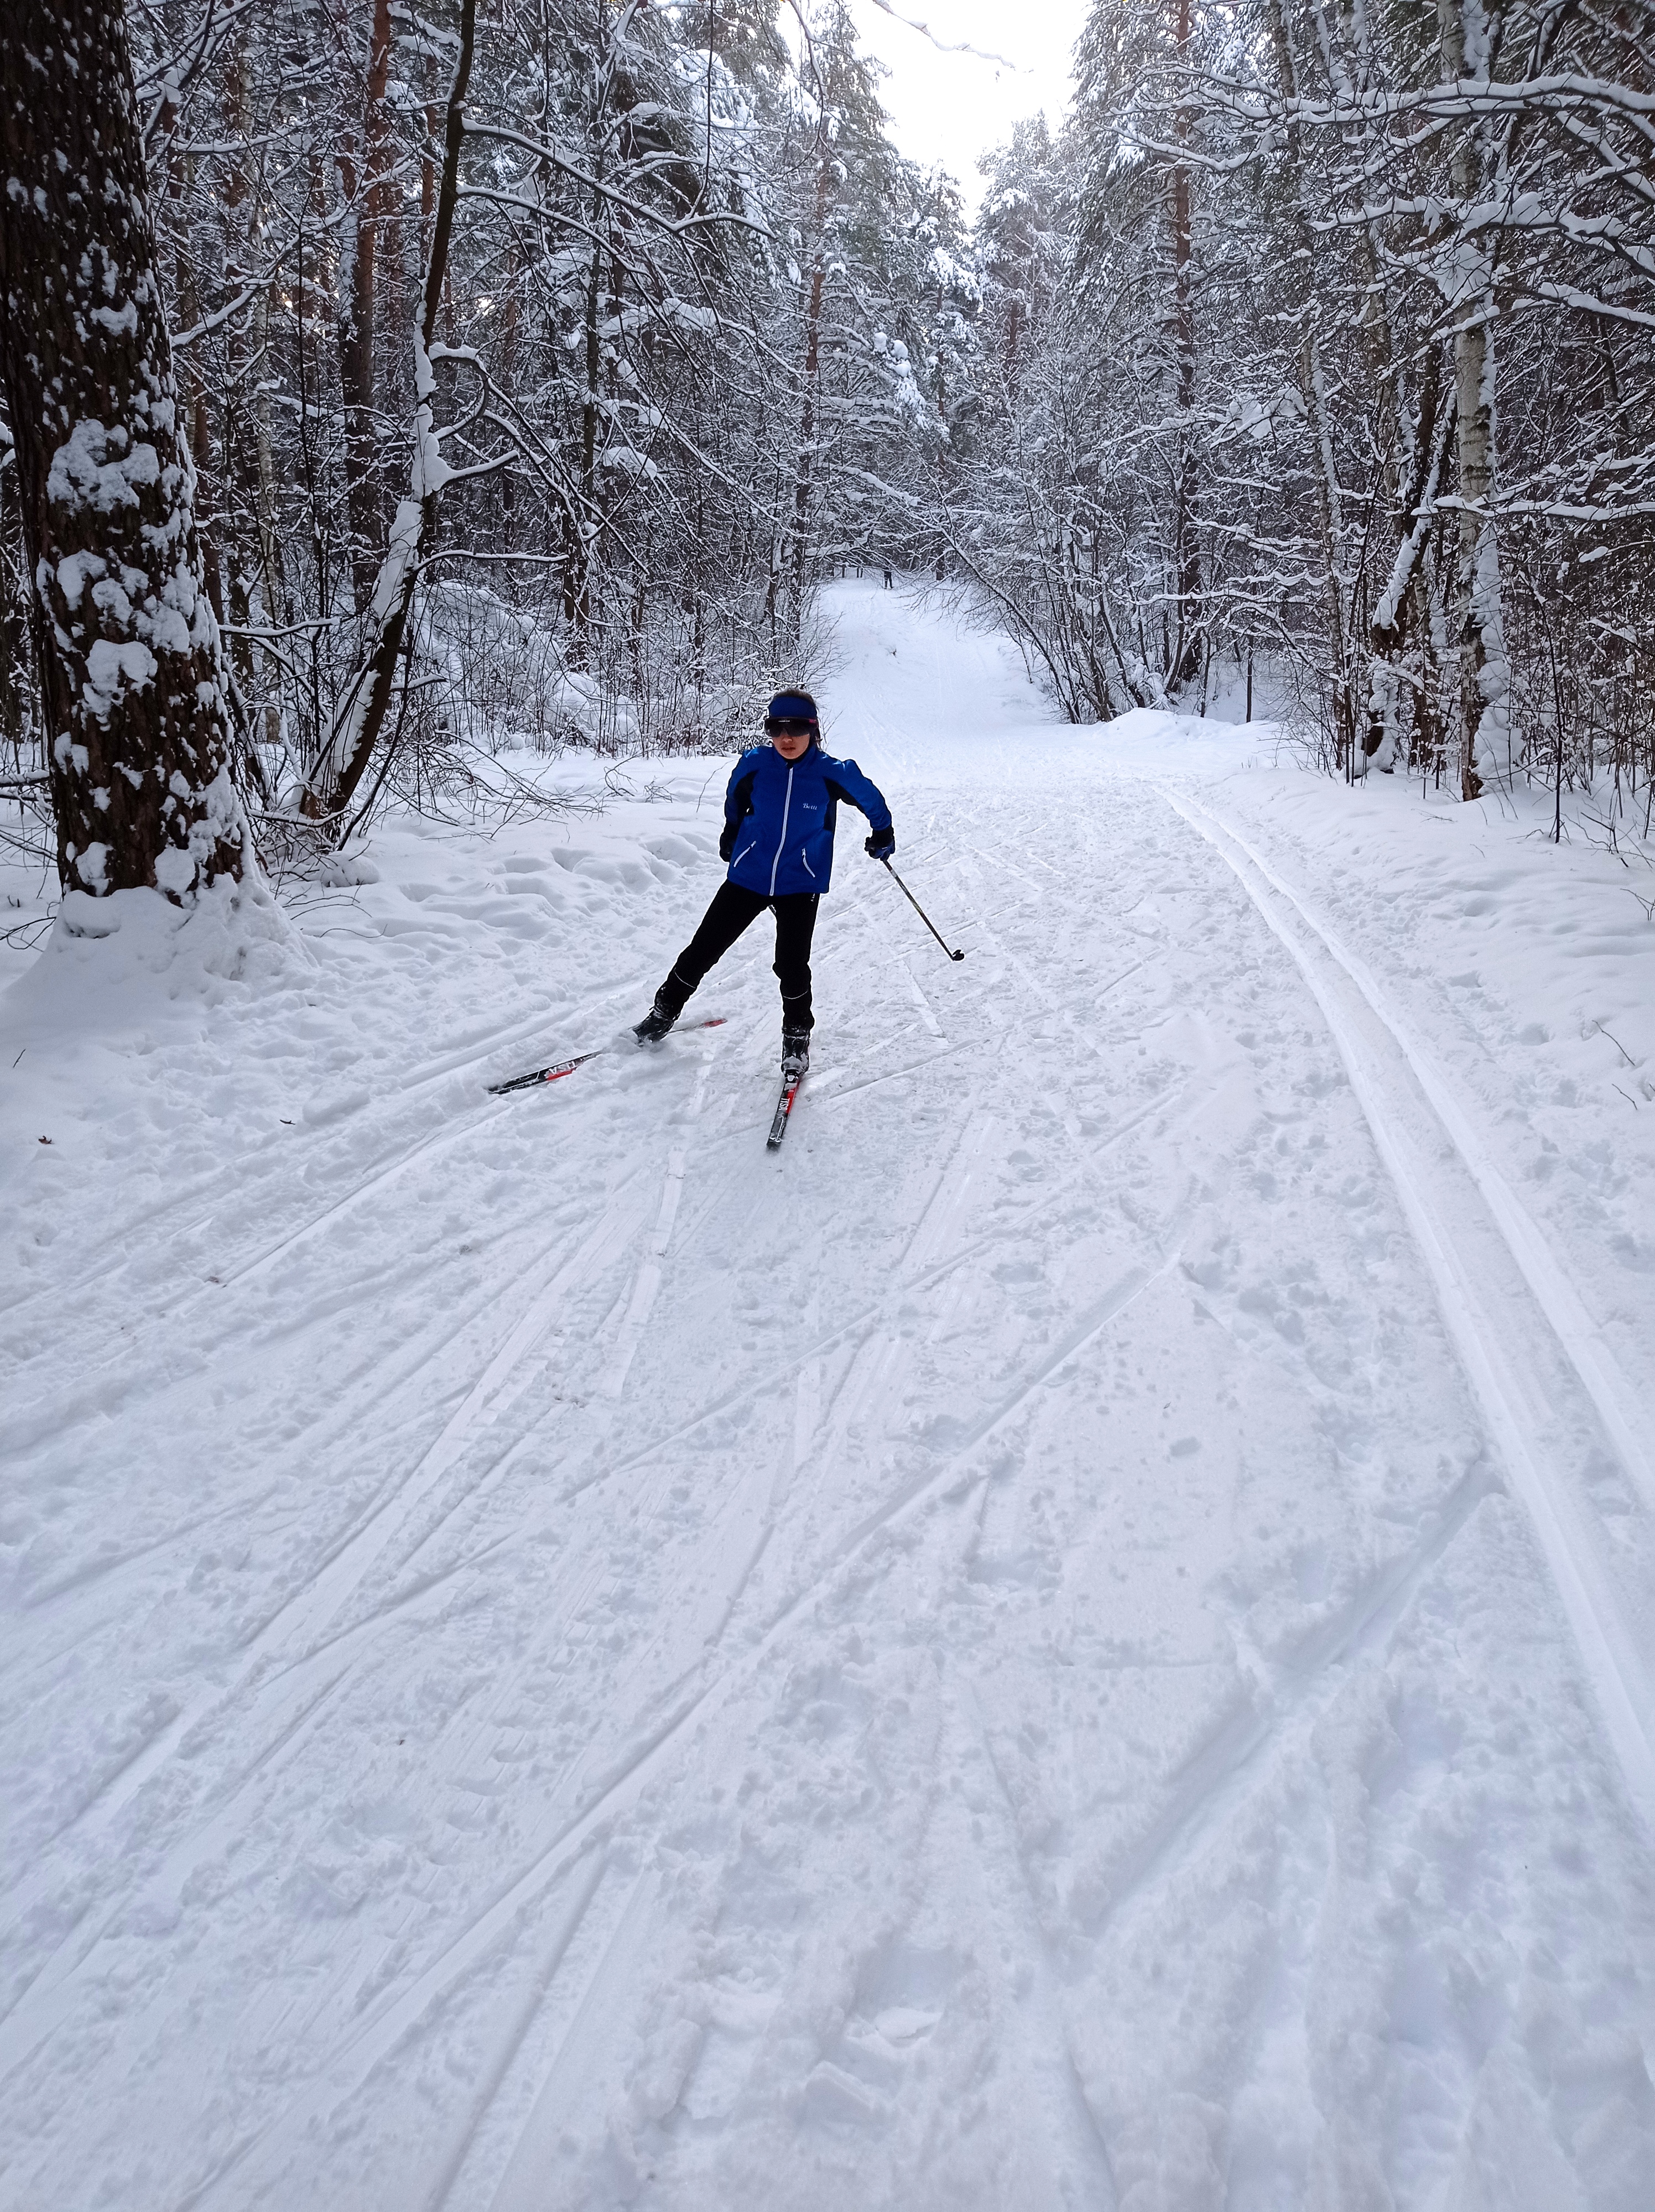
[865,825,896,860]
[719,821,737,862]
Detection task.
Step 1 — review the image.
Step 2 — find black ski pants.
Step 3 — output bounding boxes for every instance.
[659,882,819,1031]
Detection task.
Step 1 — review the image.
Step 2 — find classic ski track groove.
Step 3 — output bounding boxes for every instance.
[1168,788,1655,1827]
[1182,795,1655,1517]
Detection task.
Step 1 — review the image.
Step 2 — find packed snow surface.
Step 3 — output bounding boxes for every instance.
[4,583,1655,2208]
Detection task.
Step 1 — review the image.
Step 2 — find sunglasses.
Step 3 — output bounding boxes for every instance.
[765,718,814,737]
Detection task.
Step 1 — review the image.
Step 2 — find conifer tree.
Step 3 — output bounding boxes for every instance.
[1,0,246,898]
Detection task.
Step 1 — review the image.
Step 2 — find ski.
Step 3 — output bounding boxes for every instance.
[489,1017,725,1097]
[487,1049,603,1097]
[766,1072,801,1149]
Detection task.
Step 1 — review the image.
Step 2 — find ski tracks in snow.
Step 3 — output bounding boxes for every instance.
[1169,790,1655,1827]
[0,1160,668,2067]
[7,587,1655,2208]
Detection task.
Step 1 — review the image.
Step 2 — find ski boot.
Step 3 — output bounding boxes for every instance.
[781,1026,811,1079]
[633,991,677,1044]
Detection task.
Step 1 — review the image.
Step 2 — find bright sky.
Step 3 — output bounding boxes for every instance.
[846,0,1090,215]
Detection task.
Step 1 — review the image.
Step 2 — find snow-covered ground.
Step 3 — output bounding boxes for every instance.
[3,582,1654,2209]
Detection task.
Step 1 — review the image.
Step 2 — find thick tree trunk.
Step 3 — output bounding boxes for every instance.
[0,0,245,899]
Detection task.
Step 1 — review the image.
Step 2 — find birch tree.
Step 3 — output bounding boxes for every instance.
[946,0,1655,816]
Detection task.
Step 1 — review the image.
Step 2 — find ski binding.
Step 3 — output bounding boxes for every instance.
[490,1016,725,1097]
[767,1072,801,1149]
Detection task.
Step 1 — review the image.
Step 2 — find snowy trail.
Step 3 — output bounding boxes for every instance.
[1173,796,1655,1520]
[1169,792,1655,1825]
[4,585,1655,2208]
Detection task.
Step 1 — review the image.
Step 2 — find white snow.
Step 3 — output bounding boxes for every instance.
[3,582,1654,2208]
[46,417,159,514]
[81,633,157,718]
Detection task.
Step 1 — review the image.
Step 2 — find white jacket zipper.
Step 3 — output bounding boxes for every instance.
[768,764,794,896]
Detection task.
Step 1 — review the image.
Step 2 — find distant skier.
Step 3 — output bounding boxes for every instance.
[882,566,894,589]
[633,690,894,1077]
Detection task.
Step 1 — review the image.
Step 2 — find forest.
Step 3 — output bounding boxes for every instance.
[7,9,1655,2201]
[3,0,1655,904]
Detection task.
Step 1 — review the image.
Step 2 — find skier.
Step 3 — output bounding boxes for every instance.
[633,690,894,1078]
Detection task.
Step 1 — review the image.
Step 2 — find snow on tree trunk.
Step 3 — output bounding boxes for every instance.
[1366,351,1451,773]
[1168,0,1203,695]
[1451,315,1511,800]
[339,0,395,619]
[1437,0,1511,803]
[300,0,475,831]
[1263,0,1354,770]
[787,128,835,648]
[0,0,247,901]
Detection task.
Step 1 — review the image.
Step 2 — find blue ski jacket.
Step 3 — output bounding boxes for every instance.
[720,742,892,898]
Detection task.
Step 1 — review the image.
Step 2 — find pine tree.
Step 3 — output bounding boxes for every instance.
[1,0,247,898]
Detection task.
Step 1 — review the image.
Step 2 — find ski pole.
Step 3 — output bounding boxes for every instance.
[880,856,965,961]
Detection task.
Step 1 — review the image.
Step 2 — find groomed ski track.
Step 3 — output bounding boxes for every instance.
[3,585,1654,2207]
[1168,796,1655,1827]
